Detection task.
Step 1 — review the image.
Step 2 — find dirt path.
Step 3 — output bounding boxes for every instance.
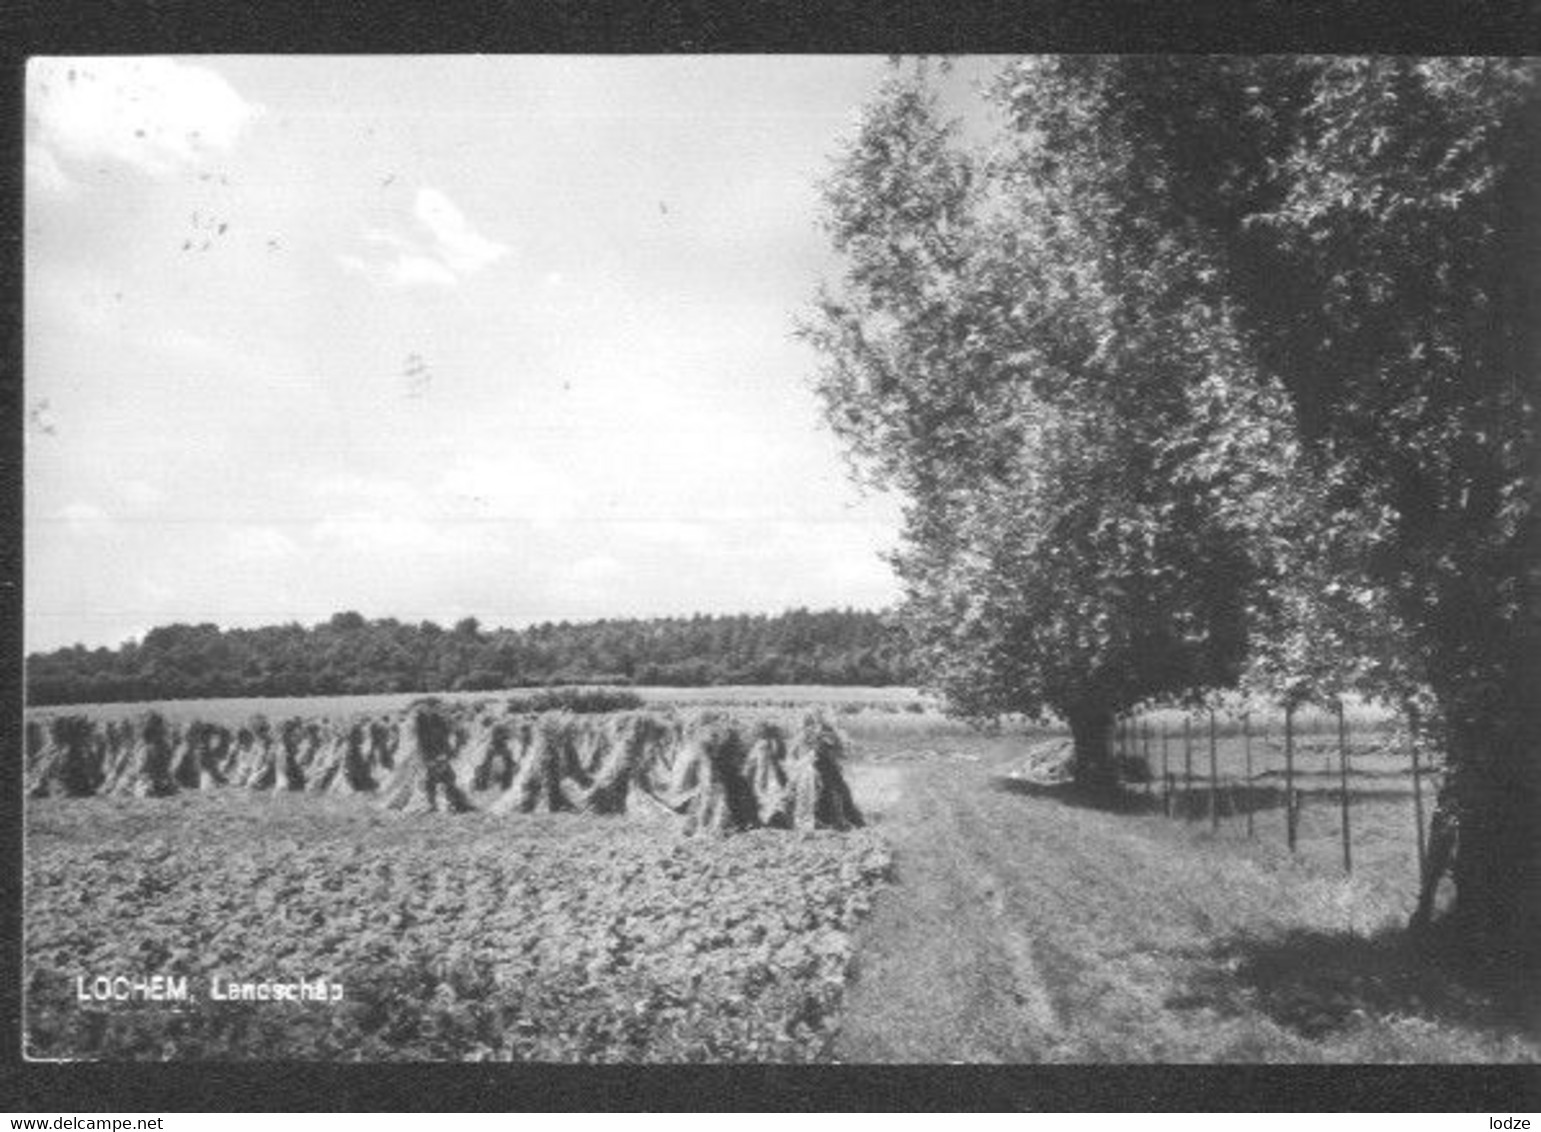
[834,747,1539,1063]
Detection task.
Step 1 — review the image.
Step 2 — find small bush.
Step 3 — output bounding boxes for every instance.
[455,670,508,693]
[505,687,645,715]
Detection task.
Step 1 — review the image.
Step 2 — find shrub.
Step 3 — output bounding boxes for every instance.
[506,687,645,715]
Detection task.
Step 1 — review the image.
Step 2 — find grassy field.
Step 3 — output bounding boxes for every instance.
[21,684,933,729]
[837,727,1538,1063]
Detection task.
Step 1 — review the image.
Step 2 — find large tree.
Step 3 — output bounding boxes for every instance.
[808,55,1539,964]
[800,64,1277,787]
[1166,56,1539,963]
[1057,54,1538,963]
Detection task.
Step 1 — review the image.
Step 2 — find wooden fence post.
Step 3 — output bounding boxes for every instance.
[1183,715,1194,822]
[1285,703,1296,853]
[1243,711,1254,839]
[1337,700,1352,875]
[1122,716,1130,778]
[1142,720,1152,799]
[1161,724,1171,817]
[1208,708,1220,833]
[1408,701,1427,880]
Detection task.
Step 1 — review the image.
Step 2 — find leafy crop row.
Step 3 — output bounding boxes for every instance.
[25,793,892,1061]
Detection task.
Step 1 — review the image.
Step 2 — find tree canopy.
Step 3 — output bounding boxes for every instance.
[804,56,1538,960]
[801,63,1282,782]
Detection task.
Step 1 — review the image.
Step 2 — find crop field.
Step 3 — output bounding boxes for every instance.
[22,687,1531,1064]
[21,684,931,729]
[25,791,891,1061]
[22,693,897,1061]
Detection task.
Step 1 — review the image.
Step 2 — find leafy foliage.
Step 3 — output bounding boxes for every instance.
[1100,55,1541,958]
[806,55,1539,957]
[800,62,1279,781]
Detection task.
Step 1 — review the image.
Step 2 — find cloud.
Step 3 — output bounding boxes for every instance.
[25,142,75,196]
[572,554,624,582]
[629,520,713,553]
[27,57,262,180]
[225,524,300,561]
[822,545,899,594]
[116,479,165,508]
[312,473,424,512]
[28,265,128,339]
[388,254,461,288]
[56,501,113,536]
[309,510,510,567]
[307,474,513,555]
[312,512,439,553]
[338,252,459,289]
[437,451,581,529]
[339,186,507,291]
[414,188,508,274]
[139,579,177,603]
[550,554,628,605]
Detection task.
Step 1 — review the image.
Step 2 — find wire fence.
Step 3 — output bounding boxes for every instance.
[1113,703,1441,876]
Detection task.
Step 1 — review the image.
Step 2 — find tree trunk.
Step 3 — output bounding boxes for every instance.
[1067,706,1118,794]
[1413,670,1541,971]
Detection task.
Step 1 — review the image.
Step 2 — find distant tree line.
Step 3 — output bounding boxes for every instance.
[25,608,918,705]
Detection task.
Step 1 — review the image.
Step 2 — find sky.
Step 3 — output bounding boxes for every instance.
[23,56,997,652]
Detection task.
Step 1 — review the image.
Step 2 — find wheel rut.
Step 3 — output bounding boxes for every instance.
[834,758,1078,1062]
